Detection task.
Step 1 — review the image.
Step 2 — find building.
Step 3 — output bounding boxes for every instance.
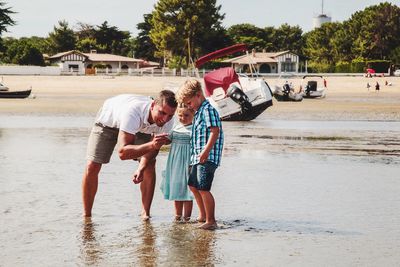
[49,50,149,74]
[223,50,299,74]
[313,0,332,29]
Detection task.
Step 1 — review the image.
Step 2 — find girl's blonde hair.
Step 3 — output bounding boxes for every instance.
[176,79,203,104]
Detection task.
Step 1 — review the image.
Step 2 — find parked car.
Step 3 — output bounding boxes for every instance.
[394,69,400,76]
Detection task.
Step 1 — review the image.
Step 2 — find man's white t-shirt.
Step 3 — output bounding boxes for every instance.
[96,94,174,135]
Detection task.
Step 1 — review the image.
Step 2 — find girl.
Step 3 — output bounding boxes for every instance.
[160,105,194,221]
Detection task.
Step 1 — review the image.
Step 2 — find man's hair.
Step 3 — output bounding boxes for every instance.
[154,90,178,108]
[176,79,203,104]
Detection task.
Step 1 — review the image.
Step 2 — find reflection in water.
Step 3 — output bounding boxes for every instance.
[135,222,158,266]
[80,218,103,265]
[162,223,217,266]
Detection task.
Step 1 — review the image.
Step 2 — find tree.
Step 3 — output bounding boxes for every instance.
[227,24,268,50]
[48,20,76,54]
[5,38,45,65]
[303,22,341,64]
[135,13,158,62]
[347,2,400,60]
[94,21,131,54]
[150,0,226,67]
[0,1,15,36]
[272,24,304,55]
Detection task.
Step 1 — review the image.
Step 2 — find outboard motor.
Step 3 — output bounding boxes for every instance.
[283,83,291,95]
[227,84,252,113]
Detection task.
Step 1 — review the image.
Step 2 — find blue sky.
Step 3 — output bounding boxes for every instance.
[3,0,400,38]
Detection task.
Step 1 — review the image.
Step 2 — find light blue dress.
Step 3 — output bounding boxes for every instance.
[160,123,193,201]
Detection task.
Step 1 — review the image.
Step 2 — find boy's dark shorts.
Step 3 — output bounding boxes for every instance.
[188,161,218,191]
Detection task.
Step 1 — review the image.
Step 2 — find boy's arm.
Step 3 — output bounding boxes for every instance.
[198,126,220,163]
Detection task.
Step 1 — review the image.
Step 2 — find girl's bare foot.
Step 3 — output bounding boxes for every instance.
[197,217,206,223]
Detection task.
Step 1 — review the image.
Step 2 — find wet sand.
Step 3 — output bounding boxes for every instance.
[1,75,400,266]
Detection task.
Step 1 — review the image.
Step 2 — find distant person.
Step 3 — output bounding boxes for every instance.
[177,79,224,230]
[375,81,380,91]
[160,105,195,222]
[82,91,177,219]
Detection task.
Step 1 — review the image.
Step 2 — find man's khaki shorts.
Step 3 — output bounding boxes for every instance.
[86,123,151,164]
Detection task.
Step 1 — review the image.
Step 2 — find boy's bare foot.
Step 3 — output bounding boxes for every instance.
[175,215,182,222]
[184,217,191,222]
[197,222,218,230]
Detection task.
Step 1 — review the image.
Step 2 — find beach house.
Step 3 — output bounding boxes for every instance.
[48,50,149,74]
[223,50,299,74]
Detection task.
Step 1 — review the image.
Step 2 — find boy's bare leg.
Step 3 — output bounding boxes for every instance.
[189,186,206,222]
[174,201,183,220]
[82,161,102,217]
[140,159,156,220]
[183,201,193,221]
[198,191,217,230]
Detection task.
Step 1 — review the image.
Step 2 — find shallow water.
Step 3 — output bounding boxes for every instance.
[1,115,399,266]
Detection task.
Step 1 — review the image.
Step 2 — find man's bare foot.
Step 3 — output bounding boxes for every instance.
[141,211,151,221]
[175,215,182,222]
[197,222,218,230]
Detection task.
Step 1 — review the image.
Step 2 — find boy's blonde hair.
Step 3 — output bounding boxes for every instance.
[176,79,203,104]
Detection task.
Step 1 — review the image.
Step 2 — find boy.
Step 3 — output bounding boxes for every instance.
[176,79,224,230]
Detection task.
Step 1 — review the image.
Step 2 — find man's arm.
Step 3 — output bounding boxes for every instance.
[198,126,220,163]
[132,149,159,184]
[117,131,168,160]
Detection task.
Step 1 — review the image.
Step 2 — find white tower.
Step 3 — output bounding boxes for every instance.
[313,0,332,29]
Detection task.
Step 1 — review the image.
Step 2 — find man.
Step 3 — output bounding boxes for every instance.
[82,90,177,219]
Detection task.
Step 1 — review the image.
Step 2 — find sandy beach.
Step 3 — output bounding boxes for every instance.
[1,75,400,121]
[1,75,400,266]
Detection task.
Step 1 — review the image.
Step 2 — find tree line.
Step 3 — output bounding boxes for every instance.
[1,0,400,72]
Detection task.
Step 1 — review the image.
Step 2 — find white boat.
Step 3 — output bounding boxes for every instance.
[301,75,327,98]
[196,44,273,121]
[272,74,303,102]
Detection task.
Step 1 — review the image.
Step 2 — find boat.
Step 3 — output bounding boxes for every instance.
[301,75,326,98]
[195,44,273,121]
[272,74,303,102]
[0,81,32,99]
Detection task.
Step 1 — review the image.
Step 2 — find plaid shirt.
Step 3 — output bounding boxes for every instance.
[190,99,224,166]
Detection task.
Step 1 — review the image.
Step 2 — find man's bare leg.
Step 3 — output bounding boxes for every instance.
[82,161,102,217]
[140,159,156,220]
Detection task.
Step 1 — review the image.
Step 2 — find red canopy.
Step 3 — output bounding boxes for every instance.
[195,44,247,68]
[367,68,376,74]
[203,67,240,97]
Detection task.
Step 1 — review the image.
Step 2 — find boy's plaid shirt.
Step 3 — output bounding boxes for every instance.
[190,99,224,166]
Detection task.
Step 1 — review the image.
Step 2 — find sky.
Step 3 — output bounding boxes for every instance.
[3,0,400,38]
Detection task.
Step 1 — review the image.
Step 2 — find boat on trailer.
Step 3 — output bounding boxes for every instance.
[196,44,273,121]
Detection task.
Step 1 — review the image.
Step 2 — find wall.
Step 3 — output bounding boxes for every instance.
[0,66,61,75]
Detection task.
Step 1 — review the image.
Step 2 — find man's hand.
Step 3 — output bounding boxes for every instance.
[132,168,144,184]
[151,133,170,150]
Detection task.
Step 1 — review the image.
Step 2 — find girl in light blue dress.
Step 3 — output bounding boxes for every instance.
[161,106,194,221]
